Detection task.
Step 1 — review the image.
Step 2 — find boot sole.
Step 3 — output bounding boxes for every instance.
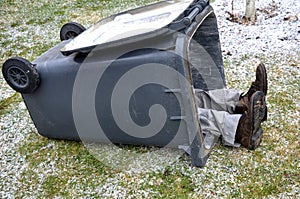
[258,63,268,122]
[249,91,266,150]
[258,63,268,95]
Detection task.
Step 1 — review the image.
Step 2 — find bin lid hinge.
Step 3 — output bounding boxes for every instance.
[170,116,186,121]
[164,89,182,93]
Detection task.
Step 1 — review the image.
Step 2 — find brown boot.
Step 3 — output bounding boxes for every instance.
[246,63,268,96]
[235,91,267,150]
[235,63,268,120]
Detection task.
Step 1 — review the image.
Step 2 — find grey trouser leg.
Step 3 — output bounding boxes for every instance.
[194,89,243,147]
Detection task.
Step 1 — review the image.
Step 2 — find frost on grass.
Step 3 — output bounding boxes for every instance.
[84,143,183,174]
[0,0,299,198]
[0,102,35,197]
[0,74,15,102]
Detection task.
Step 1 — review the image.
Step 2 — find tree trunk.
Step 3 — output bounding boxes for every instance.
[245,0,256,22]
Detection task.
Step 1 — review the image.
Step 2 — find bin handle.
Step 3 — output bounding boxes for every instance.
[169,3,206,30]
[183,6,201,26]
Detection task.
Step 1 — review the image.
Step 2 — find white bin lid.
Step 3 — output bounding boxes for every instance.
[61,0,193,53]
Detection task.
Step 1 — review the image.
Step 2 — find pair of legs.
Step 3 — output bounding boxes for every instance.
[195,88,242,147]
[195,64,268,150]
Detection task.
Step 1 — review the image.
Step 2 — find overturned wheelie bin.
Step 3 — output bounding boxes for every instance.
[2,0,226,167]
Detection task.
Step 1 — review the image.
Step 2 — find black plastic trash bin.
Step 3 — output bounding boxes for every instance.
[2,0,226,167]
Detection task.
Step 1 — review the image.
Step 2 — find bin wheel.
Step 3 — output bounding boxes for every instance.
[60,22,86,41]
[2,57,40,94]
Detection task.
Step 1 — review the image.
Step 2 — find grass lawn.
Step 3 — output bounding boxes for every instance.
[0,0,299,198]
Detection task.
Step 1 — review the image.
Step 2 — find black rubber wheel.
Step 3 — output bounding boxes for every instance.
[2,57,40,94]
[60,22,86,41]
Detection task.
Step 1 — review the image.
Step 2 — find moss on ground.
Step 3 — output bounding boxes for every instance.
[0,93,22,116]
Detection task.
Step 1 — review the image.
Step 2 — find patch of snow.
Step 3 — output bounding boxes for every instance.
[212,0,300,59]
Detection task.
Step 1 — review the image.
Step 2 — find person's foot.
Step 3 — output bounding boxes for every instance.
[247,63,268,96]
[235,91,267,150]
[235,63,268,121]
